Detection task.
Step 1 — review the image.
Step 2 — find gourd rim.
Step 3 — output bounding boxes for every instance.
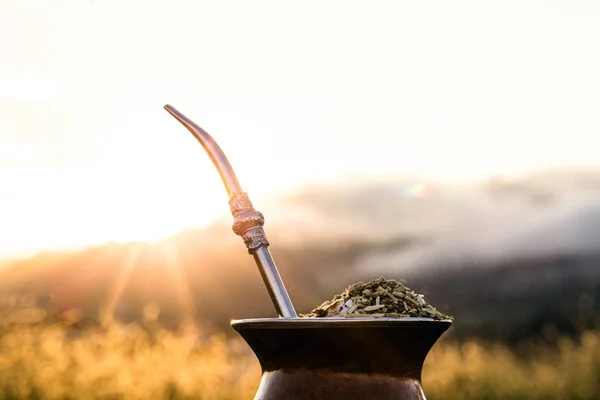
[231,317,452,330]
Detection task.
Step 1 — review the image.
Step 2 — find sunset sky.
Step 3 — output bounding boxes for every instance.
[1,0,600,258]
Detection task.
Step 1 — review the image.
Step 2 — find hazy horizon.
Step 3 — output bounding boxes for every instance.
[3,165,600,269]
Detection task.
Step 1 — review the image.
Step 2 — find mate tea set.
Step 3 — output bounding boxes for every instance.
[164,105,452,400]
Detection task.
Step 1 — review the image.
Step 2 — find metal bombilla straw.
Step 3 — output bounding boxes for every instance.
[164,104,297,318]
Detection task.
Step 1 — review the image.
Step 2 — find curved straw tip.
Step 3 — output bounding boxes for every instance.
[163,104,191,127]
[164,104,178,116]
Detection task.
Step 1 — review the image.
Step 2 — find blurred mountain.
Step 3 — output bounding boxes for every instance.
[0,167,599,343]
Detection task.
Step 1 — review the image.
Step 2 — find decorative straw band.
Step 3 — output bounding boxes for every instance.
[229,193,270,252]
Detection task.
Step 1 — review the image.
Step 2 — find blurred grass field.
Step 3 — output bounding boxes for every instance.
[1,322,598,400]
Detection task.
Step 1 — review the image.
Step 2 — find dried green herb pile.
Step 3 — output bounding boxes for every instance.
[301,277,452,320]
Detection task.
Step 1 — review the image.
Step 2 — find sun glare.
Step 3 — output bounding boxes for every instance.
[0,112,295,261]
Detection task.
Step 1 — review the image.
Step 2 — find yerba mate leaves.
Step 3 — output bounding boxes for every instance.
[301,277,453,320]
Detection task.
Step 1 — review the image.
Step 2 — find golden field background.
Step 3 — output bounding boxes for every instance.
[0,321,599,400]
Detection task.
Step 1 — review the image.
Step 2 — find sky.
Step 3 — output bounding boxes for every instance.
[1,0,600,258]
